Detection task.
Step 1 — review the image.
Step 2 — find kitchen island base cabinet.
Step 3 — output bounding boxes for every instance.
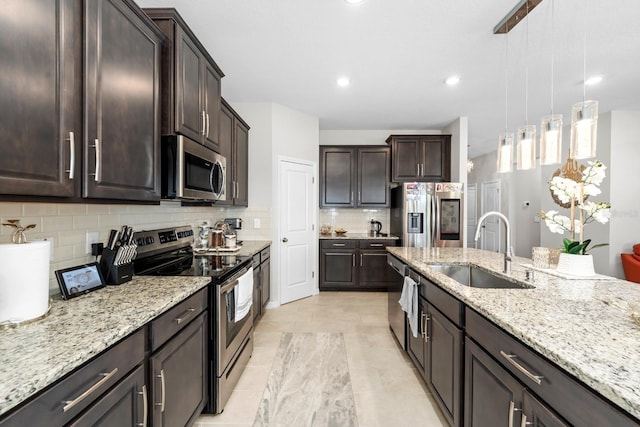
[150,311,207,427]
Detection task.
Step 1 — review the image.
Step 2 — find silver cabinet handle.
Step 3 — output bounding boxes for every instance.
[352,254,356,267]
[416,163,420,176]
[206,113,210,137]
[91,138,101,182]
[201,111,206,135]
[63,368,118,412]
[508,400,522,427]
[424,314,431,342]
[360,253,363,266]
[420,312,426,338]
[332,243,346,247]
[155,369,166,412]
[67,132,75,179]
[175,307,196,324]
[370,243,384,247]
[500,351,544,385]
[137,384,148,427]
[351,191,354,203]
[235,181,239,199]
[358,191,361,203]
[282,237,288,243]
[521,414,531,427]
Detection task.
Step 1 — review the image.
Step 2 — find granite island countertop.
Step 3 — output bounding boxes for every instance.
[0,275,211,417]
[387,246,640,421]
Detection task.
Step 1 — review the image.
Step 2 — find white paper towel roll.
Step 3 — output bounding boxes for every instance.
[0,241,50,323]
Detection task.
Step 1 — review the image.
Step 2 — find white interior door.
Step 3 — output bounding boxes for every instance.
[480,180,501,252]
[466,183,477,248]
[279,158,316,304]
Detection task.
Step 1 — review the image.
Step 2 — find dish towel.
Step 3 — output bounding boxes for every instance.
[234,267,254,322]
[399,275,419,338]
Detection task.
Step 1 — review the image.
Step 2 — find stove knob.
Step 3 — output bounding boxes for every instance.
[136,238,145,246]
[146,236,154,245]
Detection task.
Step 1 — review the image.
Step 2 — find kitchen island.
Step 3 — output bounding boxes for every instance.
[388,247,640,424]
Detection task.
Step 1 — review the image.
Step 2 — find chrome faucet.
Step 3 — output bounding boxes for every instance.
[474,211,513,274]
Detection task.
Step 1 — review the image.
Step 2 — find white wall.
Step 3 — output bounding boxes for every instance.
[444,117,469,246]
[232,102,320,306]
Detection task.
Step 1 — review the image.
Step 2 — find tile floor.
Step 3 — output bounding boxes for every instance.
[195,292,448,427]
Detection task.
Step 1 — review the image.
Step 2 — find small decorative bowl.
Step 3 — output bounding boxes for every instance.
[334,229,347,235]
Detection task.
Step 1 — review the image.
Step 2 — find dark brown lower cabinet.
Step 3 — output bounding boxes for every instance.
[319,239,396,291]
[252,246,271,323]
[150,311,207,427]
[69,365,146,427]
[522,390,569,427]
[260,250,271,307]
[464,337,525,427]
[407,294,462,427]
[252,255,261,322]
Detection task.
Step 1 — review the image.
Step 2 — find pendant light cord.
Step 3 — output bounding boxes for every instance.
[583,0,587,103]
[504,26,509,133]
[550,0,555,115]
[524,1,530,125]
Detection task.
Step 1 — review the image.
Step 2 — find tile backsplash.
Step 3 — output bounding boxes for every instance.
[0,202,271,293]
[319,208,390,234]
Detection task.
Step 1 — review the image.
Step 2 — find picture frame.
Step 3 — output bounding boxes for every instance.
[55,262,106,300]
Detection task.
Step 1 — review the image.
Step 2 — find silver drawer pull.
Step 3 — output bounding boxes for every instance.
[62,368,118,412]
[500,350,544,385]
[370,243,384,247]
[332,243,346,247]
[66,131,75,179]
[420,312,427,338]
[424,314,431,343]
[175,308,196,324]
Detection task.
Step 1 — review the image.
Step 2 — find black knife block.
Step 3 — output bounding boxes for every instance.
[99,248,133,285]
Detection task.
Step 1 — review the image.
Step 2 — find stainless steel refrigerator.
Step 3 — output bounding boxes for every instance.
[390,182,464,247]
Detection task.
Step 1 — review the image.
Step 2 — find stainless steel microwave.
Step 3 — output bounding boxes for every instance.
[161,135,226,201]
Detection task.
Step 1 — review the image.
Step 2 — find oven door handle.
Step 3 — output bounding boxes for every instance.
[220,266,251,292]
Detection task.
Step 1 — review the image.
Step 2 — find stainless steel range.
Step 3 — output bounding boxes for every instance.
[132,225,253,414]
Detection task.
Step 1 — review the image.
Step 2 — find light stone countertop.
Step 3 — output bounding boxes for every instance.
[387,246,640,421]
[0,240,271,418]
[0,275,211,417]
[319,233,399,240]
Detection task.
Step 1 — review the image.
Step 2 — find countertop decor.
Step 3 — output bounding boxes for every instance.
[387,246,640,420]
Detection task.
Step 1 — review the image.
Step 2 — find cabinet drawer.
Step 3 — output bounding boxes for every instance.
[150,288,207,351]
[260,246,270,261]
[0,329,144,427]
[426,280,463,327]
[321,239,357,249]
[358,239,395,249]
[465,308,638,427]
[252,253,260,268]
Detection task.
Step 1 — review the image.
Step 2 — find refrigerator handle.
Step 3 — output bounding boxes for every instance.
[433,194,439,245]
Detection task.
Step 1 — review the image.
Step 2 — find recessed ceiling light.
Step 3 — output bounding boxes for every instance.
[444,76,461,86]
[585,75,603,86]
[337,76,350,87]
[344,0,364,4]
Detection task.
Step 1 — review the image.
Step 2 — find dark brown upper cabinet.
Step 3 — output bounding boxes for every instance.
[144,8,223,154]
[386,135,451,182]
[0,0,81,198]
[319,145,390,208]
[84,0,163,201]
[0,0,163,202]
[219,99,249,207]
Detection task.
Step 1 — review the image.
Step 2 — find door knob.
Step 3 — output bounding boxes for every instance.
[282,237,288,243]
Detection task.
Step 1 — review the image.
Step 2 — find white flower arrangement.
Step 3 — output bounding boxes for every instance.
[539,160,611,254]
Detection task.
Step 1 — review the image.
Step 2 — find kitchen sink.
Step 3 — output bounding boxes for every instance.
[427,264,534,289]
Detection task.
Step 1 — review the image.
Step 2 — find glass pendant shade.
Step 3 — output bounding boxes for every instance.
[497,133,514,173]
[570,100,598,159]
[516,125,536,170]
[540,114,563,165]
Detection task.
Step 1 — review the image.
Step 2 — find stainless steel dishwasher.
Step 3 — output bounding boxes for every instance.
[387,254,407,350]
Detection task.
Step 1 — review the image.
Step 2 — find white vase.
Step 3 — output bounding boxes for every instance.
[556,253,596,277]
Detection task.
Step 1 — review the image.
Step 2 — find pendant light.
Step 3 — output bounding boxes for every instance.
[497,26,514,173]
[516,1,536,170]
[570,0,598,159]
[540,0,563,165]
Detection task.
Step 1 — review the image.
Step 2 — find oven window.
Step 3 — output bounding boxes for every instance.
[184,152,213,192]
[225,288,250,347]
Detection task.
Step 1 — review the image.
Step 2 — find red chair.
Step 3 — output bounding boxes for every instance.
[621,244,640,283]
